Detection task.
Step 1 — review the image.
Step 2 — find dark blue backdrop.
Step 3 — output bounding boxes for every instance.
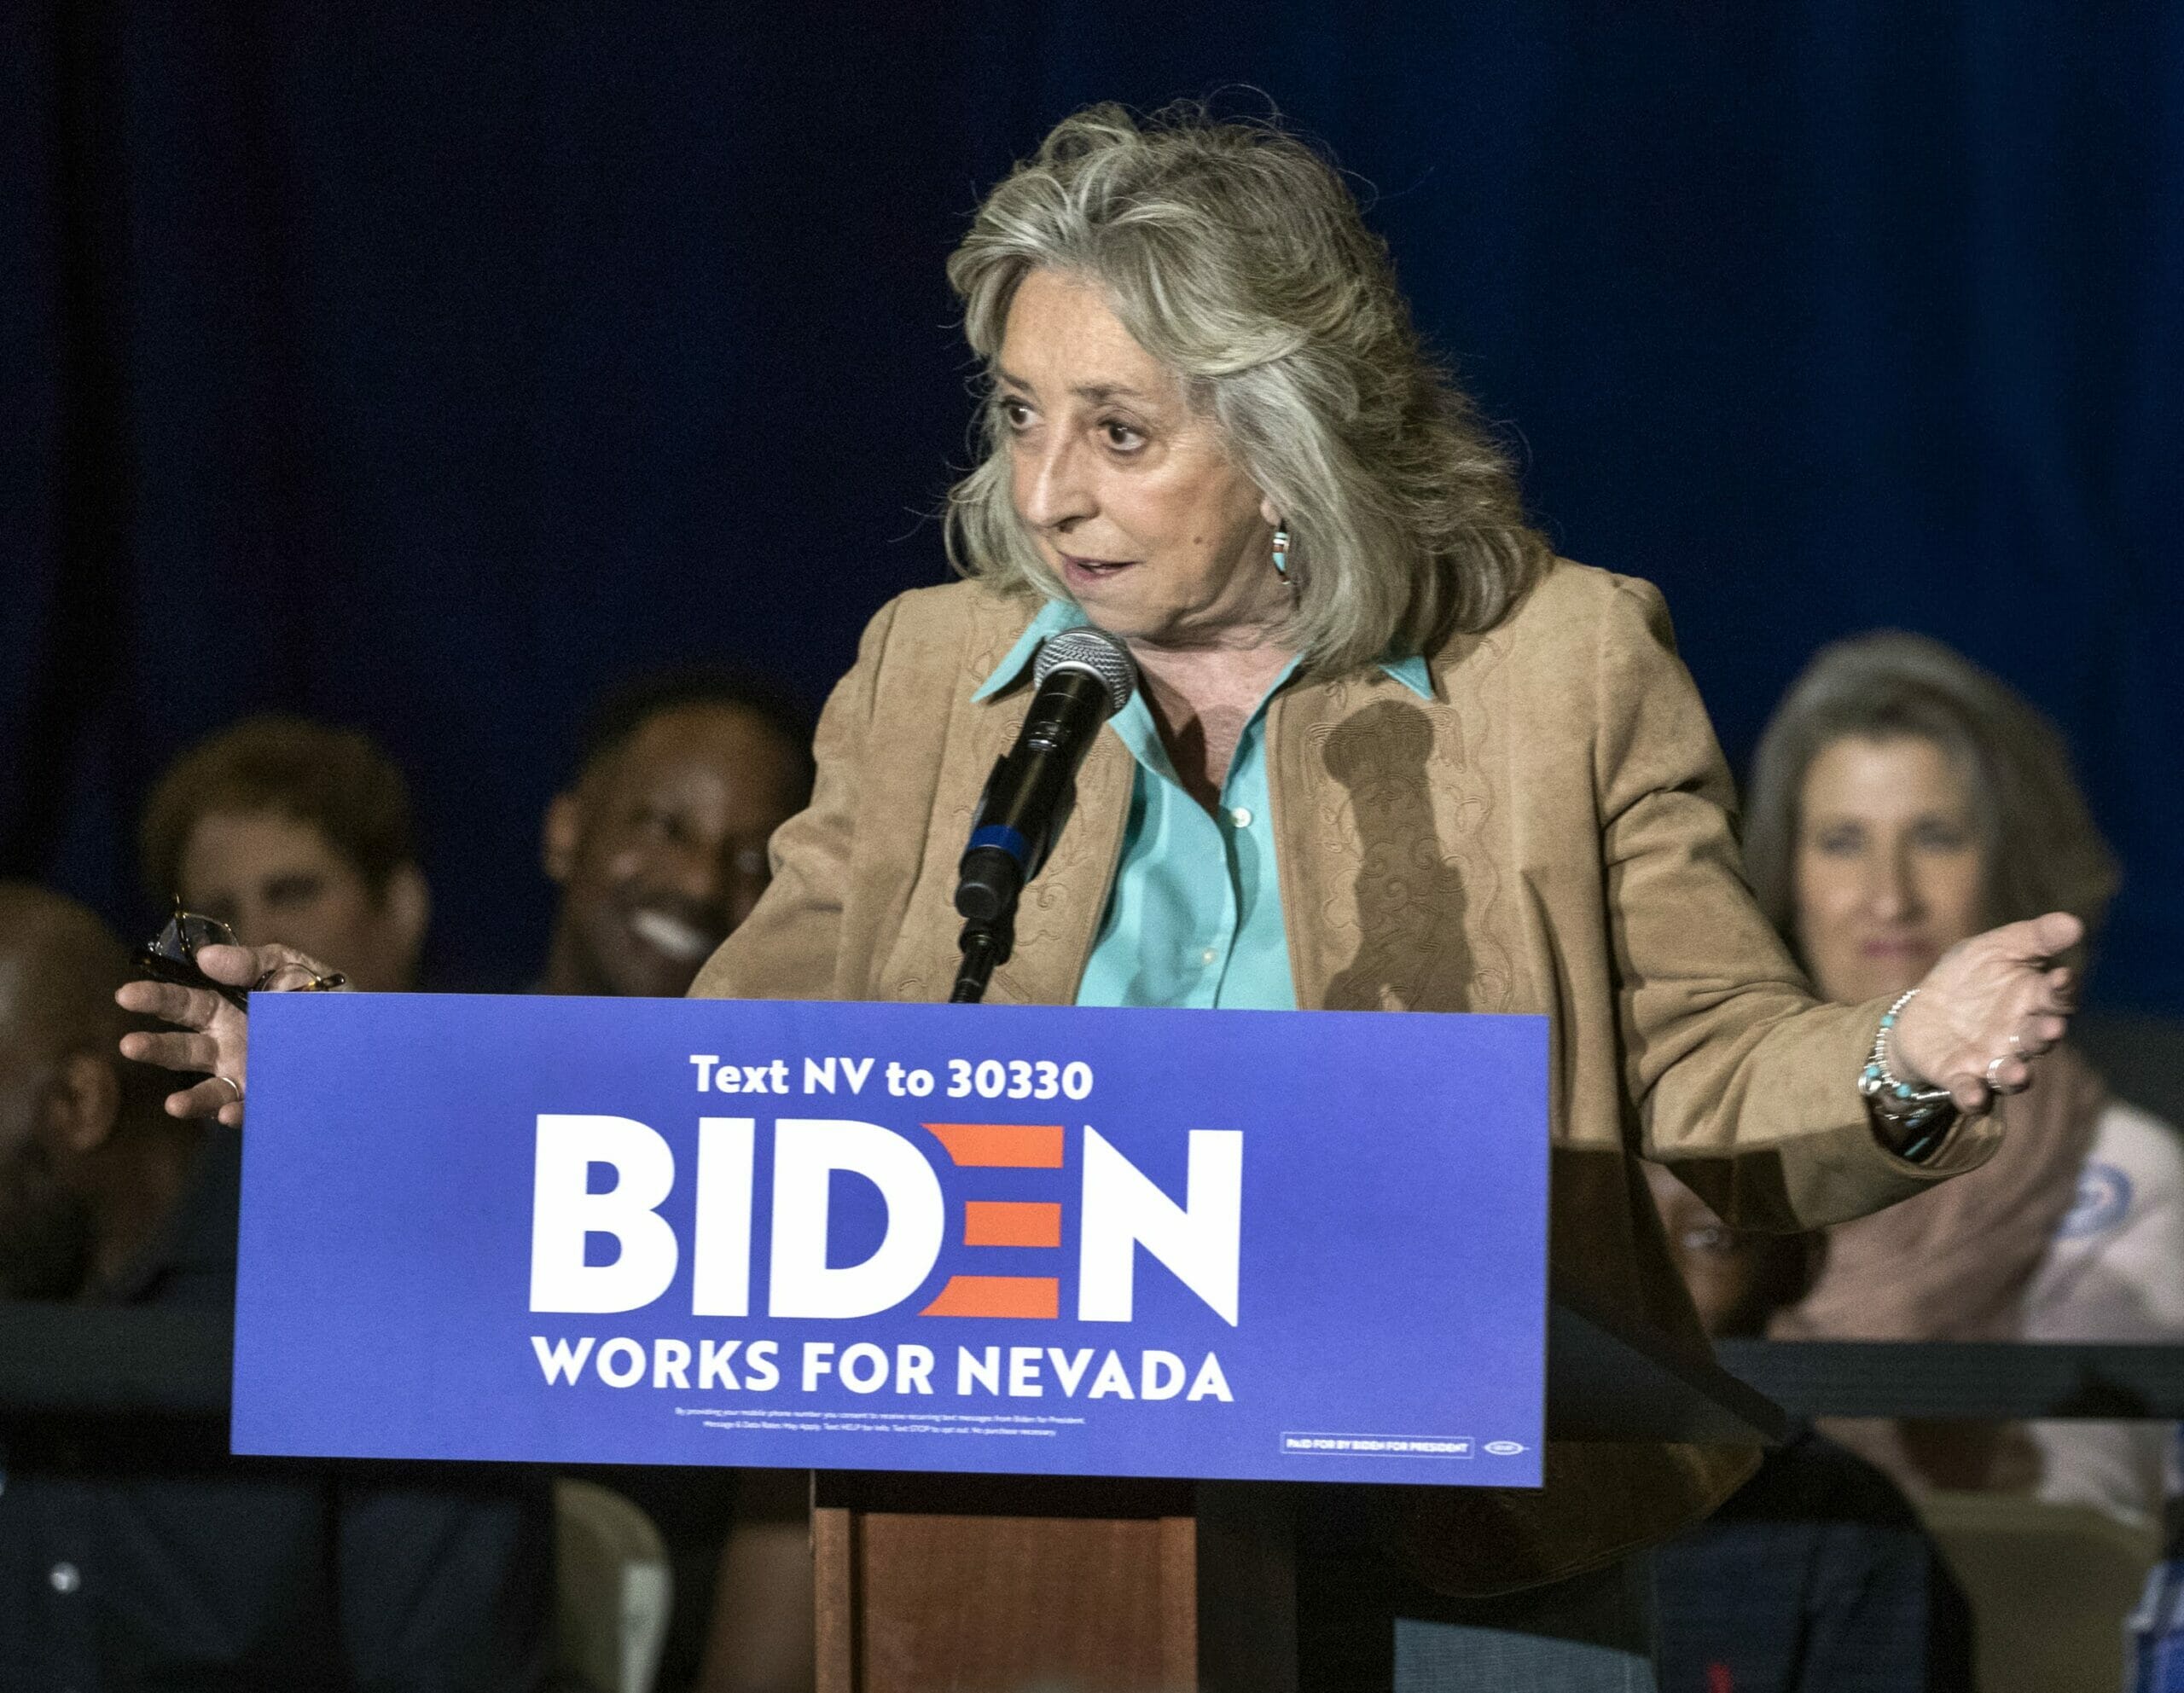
[3,4,2179,1006]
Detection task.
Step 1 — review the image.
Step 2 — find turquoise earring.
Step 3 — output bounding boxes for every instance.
[1271,526,1292,580]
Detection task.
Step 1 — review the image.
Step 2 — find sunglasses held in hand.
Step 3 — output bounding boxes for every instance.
[132,903,346,1011]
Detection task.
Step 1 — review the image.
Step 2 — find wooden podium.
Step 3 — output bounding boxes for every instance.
[810,1283,1782,1692]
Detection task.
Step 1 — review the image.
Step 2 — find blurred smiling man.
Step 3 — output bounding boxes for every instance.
[140,716,429,993]
[539,668,813,1000]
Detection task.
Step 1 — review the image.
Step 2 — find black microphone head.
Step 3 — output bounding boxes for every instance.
[1033,627,1136,716]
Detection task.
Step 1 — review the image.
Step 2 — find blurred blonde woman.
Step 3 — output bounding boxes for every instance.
[1747,630,2184,1527]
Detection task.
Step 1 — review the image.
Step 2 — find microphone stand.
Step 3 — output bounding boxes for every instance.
[948,805,1031,1006]
[950,912,1014,1004]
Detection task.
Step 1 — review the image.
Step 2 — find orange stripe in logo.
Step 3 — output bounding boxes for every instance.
[962,1200,1063,1248]
[919,1275,1060,1319]
[924,1123,1064,1168]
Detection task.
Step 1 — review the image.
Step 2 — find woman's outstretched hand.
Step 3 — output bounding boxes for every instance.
[115,942,348,1127]
[1891,911,2082,1116]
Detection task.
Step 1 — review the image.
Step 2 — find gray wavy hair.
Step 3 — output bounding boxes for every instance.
[1743,631,2119,961]
[944,102,1548,675]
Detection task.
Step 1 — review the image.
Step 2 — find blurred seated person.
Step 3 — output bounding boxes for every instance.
[540,667,813,1000]
[537,669,815,1693]
[140,715,428,992]
[1647,1164,1974,1693]
[1745,633,2184,1526]
[0,883,550,1689]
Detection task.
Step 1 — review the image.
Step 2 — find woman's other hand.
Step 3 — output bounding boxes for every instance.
[1891,911,2082,1115]
[114,943,346,1127]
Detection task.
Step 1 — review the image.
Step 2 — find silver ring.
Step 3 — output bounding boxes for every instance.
[212,1074,241,1104]
[1985,1055,2029,1096]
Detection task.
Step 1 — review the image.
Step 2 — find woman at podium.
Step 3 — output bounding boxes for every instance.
[126,102,2084,1691]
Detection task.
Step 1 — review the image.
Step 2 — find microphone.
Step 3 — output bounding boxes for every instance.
[951,627,1136,1000]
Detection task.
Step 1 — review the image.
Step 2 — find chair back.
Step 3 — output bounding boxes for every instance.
[1918,1489,2158,1693]
[554,1477,673,1693]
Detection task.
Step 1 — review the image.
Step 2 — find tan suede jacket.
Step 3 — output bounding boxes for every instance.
[692,560,1999,1594]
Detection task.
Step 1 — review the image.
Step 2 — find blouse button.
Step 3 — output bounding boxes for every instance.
[1229,807,1252,828]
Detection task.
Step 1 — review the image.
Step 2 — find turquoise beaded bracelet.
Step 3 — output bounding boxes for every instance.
[1858,987,1956,1144]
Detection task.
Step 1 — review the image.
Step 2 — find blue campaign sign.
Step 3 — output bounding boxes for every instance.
[231,995,1548,1487]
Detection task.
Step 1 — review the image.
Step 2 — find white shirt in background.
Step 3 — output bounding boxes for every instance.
[2022,1099,2184,1528]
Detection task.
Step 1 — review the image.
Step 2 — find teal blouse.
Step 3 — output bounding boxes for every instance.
[973,600,1432,1012]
